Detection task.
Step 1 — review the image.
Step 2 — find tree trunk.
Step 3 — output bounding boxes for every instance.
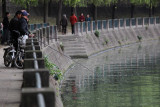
[2,0,6,18]
[152,6,155,16]
[112,4,116,19]
[94,5,97,21]
[131,4,135,18]
[149,6,152,17]
[26,2,30,18]
[56,0,63,31]
[44,0,48,23]
[149,0,152,17]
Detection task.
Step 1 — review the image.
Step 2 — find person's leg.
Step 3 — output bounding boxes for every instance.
[72,25,74,34]
[64,26,66,34]
[62,26,65,34]
[1,29,6,44]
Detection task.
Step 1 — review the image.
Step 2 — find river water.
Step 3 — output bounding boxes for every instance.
[61,40,160,107]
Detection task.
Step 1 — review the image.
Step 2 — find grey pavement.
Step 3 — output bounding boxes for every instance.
[0,46,23,107]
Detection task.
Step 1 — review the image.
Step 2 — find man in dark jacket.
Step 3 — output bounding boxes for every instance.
[2,12,10,44]
[19,10,30,36]
[60,14,68,34]
[9,10,22,50]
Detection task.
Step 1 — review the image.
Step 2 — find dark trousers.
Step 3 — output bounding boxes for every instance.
[71,24,75,34]
[1,29,10,44]
[62,26,67,34]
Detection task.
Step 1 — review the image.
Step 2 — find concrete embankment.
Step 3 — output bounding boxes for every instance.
[42,24,160,71]
[59,25,160,59]
[41,24,160,107]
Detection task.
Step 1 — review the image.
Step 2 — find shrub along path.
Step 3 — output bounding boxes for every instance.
[0,46,23,107]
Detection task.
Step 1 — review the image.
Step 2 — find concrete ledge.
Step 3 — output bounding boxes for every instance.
[21,88,55,107]
[23,69,49,87]
[25,45,40,51]
[26,41,39,46]
[24,58,45,69]
[25,50,42,59]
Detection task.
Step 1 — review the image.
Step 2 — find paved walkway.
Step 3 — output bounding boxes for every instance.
[0,46,23,107]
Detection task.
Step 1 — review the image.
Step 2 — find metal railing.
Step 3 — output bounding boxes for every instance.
[74,16,160,35]
[21,37,55,107]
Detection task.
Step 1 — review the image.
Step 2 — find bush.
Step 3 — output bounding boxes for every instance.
[118,40,121,45]
[44,56,63,80]
[105,38,109,45]
[137,35,142,41]
[59,42,64,51]
[94,30,100,38]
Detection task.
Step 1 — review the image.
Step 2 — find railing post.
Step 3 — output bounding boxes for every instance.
[142,17,144,27]
[148,17,150,26]
[80,22,83,34]
[91,21,93,33]
[154,17,156,25]
[118,19,120,29]
[136,18,138,28]
[50,26,53,42]
[54,26,58,41]
[101,20,103,31]
[124,18,126,29]
[46,26,50,45]
[40,28,43,48]
[107,20,109,31]
[36,30,40,42]
[43,27,46,47]
[86,21,88,34]
[130,18,132,27]
[95,21,98,30]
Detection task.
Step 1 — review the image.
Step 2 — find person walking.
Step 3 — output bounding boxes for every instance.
[79,13,85,22]
[70,13,77,34]
[85,14,91,21]
[2,12,10,45]
[60,14,68,35]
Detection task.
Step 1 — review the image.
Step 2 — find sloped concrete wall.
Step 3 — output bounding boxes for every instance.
[84,25,160,56]
[42,42,73,71]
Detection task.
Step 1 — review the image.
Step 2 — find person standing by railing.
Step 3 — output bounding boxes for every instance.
[85,14,91,21]
[70,13,77,34]
[79,13,85,22]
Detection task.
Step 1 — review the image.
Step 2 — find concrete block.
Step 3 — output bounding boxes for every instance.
[26,41,39,46]
[25,50,42,59]
[23,69,49,87]
[25,45,40,51]
[21,88,55,107]
[24,58,45,69]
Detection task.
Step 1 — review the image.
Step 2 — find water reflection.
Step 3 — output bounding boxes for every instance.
[61,41,160,107]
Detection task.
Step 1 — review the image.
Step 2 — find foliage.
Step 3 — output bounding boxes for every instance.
[105,38,109,45]
[59,42,64,51]
[44,56,63,80]
[137,35,142,41]
[94,30,100,38]
[130,0,160,7]
[118,40,121,45]
[10,0,38,8]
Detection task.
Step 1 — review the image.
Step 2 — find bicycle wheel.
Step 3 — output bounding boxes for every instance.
[14,52,24,69]
[4,50,12,67]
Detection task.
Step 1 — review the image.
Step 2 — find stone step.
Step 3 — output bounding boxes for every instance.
[64,47,86,51]
[65,50,87,54]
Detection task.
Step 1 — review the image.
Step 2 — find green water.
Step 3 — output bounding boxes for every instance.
[61,41,160,107]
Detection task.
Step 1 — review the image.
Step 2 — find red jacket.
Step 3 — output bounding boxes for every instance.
[79,16,85,22]
[70,15,77,25]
